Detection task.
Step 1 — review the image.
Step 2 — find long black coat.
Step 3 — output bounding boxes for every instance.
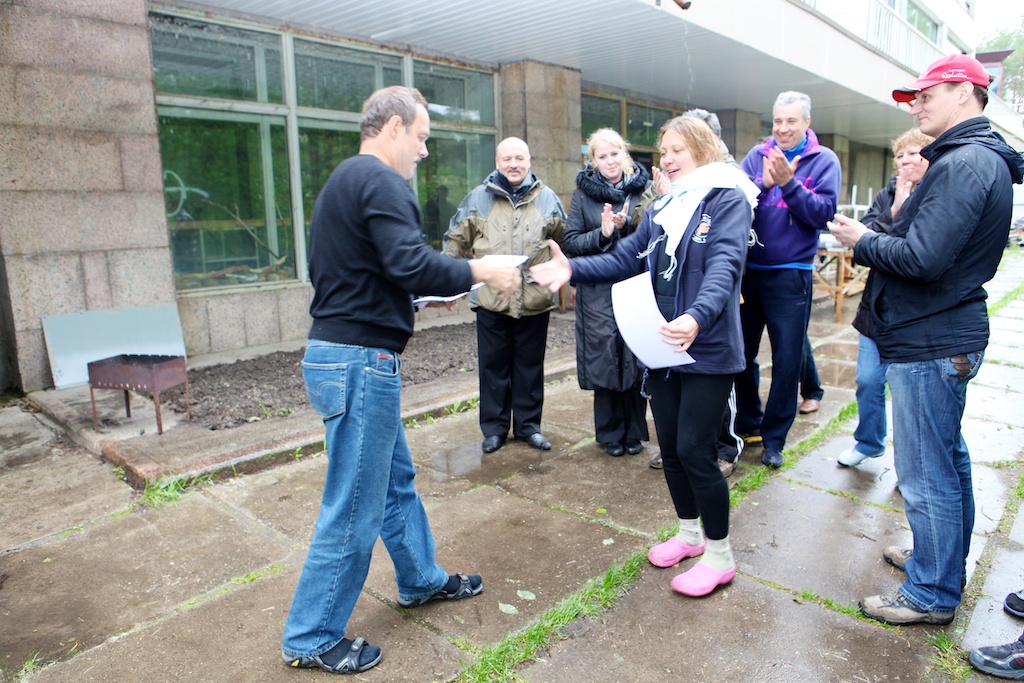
[563,165,651,391]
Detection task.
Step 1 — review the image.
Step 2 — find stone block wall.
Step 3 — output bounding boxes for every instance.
[0,0,174,391]
[500,61,582,210]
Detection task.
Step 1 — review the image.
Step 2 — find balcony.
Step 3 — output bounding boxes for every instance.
[797,0,945,74]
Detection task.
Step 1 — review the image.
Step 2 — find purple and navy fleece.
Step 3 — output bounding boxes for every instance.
[739,129,841,268]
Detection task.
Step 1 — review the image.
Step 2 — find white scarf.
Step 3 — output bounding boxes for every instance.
[647,162,760,280]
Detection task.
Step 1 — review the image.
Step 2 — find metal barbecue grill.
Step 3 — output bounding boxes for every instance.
[87,354,190,435]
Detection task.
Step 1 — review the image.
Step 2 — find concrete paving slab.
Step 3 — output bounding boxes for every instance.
[0,405,55,469]
[730,476,913,605]
[780,386,856,449]
[974,361,1024,393]
[996,299,1024,319]
[29,569,466,683]
[982,343,1024,366]
[518,568,935,683]
[963,416,1024,463]
[1011,507,1024,546]
[813,338,859,363]
[501,442,671,537]
[0,494,285,670]
[0,442,131,550]
[962,547,1024,652]
[990,316,1024,335]
[971,464,1014,536]
[814,359,858,398]
[787,438,901,509]
[29,384,187,449]
[362,486,645,645]
[207,456,329,547]
[965,384,1024,429]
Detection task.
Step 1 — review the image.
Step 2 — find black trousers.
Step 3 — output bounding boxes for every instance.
[647,371,734,540]
[593,386,649,444]
[476,308,549,439]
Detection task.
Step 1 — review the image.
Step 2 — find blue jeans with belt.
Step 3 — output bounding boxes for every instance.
[888,351,982,615]
[282,340,448,659]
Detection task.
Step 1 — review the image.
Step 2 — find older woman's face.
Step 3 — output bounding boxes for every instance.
[895,145,929,186]
[658,129,699,182]
[591,140,625,184]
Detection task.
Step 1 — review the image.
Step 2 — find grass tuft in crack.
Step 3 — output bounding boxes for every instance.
[454,553,645,682]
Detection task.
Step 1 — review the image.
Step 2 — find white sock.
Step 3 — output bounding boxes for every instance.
[673,517,704,546]
[702,535,734,571]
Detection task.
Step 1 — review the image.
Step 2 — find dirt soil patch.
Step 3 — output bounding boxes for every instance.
[165,317,576,431]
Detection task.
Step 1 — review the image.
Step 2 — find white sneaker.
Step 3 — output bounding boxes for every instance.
[838,446,884,467]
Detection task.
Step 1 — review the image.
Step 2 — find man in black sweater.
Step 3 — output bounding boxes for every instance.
[281,86,519,675]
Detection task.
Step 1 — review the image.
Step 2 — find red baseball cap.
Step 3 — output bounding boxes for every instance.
[892,54,990,103]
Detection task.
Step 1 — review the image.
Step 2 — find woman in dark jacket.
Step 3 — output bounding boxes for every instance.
[837,127,932,469]
[563,128,652,457]
[532,117,758,598]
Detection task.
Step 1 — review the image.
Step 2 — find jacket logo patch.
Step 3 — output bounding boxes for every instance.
[692,214,712,244]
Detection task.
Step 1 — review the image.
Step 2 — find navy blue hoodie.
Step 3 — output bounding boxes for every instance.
[854,117,1024,363]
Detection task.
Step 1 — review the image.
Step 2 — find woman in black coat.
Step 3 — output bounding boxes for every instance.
[563,128,652,457]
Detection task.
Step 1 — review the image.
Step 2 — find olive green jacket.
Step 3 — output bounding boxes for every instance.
[444,171,566,318]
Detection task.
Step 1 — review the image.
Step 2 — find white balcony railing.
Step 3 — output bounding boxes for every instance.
[797,0,945,74]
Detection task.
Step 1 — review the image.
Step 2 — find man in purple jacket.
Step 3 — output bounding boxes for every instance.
[735,91,841,467]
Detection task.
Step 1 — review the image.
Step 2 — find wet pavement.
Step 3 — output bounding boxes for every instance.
[1,253,1023,682]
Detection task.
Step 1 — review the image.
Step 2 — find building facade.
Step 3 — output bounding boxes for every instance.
[1,0,1021,391]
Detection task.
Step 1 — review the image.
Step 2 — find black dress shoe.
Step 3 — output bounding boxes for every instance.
[482,435,506,453]
[526,433,551,450]
[624,439,644,455]
[603,442,625,457]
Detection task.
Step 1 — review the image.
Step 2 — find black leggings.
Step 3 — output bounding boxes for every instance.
[647,371,733,540]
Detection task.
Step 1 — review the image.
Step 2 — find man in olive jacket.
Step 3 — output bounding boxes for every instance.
[445,137,566,454]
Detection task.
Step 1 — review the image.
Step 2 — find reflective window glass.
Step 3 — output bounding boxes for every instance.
[626,103,673,148]
[298,124,362,249]
[294,41,403,111]
[151,15,283,103]
[582,94,621,139]
[160,113,295,289]
[418,133,496,249]
[414,61,495,126]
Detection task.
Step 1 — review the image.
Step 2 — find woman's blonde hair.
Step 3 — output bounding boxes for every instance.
[658,116,723,167]
[891,128,934,156]
[586,128,636,177]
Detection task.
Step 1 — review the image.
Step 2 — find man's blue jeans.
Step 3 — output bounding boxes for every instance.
[852,335,888,456]
[887,351,982,614]
[282,340,448,659]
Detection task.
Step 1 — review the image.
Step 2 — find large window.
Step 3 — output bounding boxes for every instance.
[418,132,496,249]
[152,13,498,292]
[581,94,621,140]
[298,124,361,247]
[414,61,495,126]
[151,16,283,103]
[160,112,294,289]
[295,41,403,112]
[906,2,939,43]
[626,103,673,149]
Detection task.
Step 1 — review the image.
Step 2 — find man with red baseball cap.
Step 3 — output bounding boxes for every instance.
[891,53,991,104]
[830,53,1023,640]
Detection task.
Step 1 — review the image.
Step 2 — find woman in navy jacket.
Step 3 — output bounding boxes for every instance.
[532,116,756,597]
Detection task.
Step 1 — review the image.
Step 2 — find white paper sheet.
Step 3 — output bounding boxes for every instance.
[611,273,695,369]
[414,254,524,309]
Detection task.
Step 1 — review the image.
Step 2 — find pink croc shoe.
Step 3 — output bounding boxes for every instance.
[648,538,705,568]
[670,561,736,597]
